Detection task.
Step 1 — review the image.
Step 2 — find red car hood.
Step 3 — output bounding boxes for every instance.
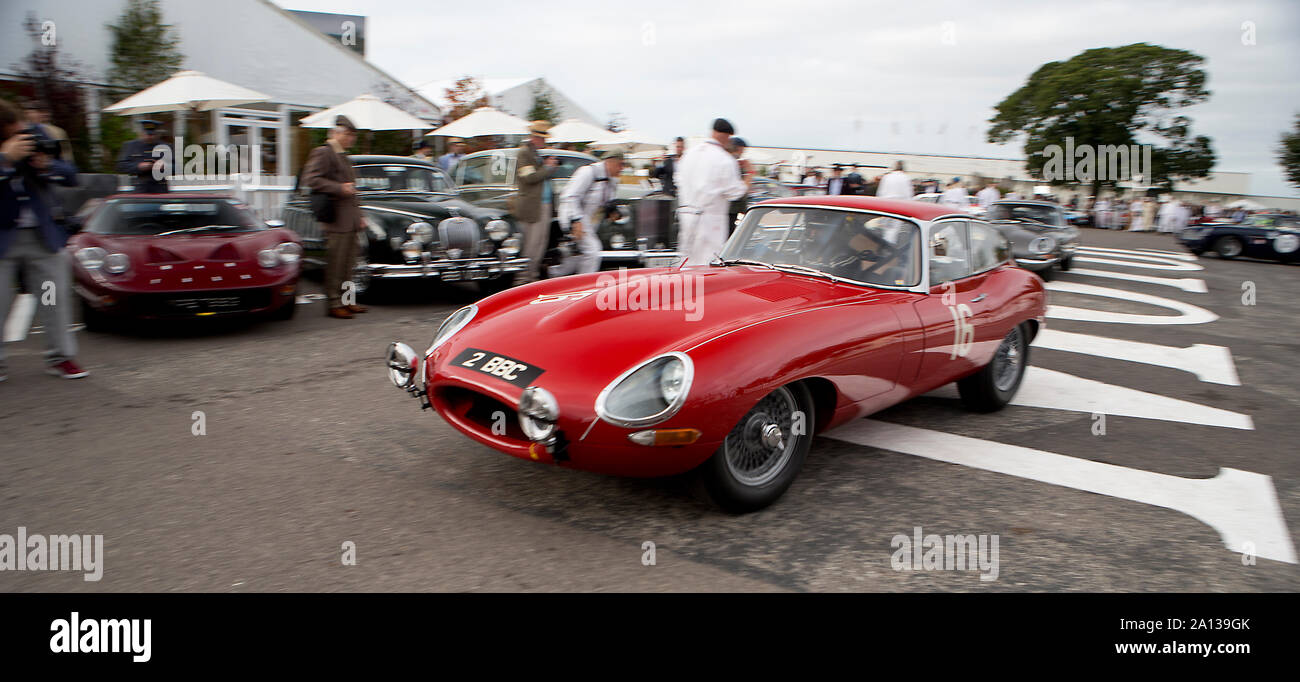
[441,265,905,377]
[70,229,299,292]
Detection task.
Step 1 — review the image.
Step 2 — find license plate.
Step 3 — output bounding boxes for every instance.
[644,256,678,268]
[452,348,545,387]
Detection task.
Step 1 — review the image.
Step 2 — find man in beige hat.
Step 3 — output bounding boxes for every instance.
[514,121,559,284]
[303,115,364,319]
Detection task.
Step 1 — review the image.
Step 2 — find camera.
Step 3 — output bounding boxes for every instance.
[22,126,63,159]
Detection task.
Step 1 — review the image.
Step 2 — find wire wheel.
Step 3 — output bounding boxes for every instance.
[992,325,1024,392]
[722,385,800,487]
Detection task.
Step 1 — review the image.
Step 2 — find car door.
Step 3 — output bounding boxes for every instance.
[911,219,1002,387]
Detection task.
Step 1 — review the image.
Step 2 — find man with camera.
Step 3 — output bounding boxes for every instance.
[0,99,85,381]
[115,119,170,193]
[550,150,624,278]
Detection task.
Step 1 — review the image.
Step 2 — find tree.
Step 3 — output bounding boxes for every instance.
[988,43,1215,191]
[443,76,488,121]
[605,112,626,133]
[527,83,561,124]
[10,14,92,169]
[1279,113,1300,191]
[106,0,183,93]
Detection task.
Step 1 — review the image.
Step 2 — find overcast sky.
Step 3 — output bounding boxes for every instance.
[281,0,1300,197]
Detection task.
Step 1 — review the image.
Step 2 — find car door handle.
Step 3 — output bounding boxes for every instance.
[970,293,987,303]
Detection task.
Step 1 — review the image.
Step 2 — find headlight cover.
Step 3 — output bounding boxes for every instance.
[276,242,302,264]
[595,352,694,428]
[257,249,281,268]
[103,252,130,275]
[76,247,107,270]
[408,221,435,244]
[500,237,521,257]
[518,386,559,442]
[428,304,477,354]
[486,220,511,241]
[1029,235,1056,255]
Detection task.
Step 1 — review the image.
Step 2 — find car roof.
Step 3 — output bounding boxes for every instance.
[992,199,1061,208]
[350,155,438,167]
[105,193,238,200]
[754,195,967,221]
[460,148,596,161]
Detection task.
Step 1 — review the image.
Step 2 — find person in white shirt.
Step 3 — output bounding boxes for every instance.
[939,177,970,209]
[1128,198,1146,231]
[551,151,625,277]
[875,161,913,199]
[675,118,750,266]
[1157,199,1177,233]
[976,182,1000,208]
[1094,197,1112,229]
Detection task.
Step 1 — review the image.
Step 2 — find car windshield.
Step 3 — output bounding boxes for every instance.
[1244,214,1300,228]
[719,206,921,287]
[354,164,455,193]
[88,199,263,235]
[987,203,1063,226]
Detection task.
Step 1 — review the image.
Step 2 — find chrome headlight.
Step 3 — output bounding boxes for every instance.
[276,242,302,264]
[518,386,559,442]
[401,240,422,260]
[429,305,477,353]
[609,233,627,249]
[500,237,521,257]
[408,221,434,244]
[486,219,511,241]
[76,247,107,270]
[257,249,280,268]
[387,342,419,391]
[595,352,694,428]
[103,252,130,275]
[446,247,463,259]
[1029,236,1056,255]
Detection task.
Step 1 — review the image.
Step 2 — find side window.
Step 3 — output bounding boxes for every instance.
[968,221,1007,272]
[929,220,972,284]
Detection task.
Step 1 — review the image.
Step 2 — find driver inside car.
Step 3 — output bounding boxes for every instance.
[802,214,910,285]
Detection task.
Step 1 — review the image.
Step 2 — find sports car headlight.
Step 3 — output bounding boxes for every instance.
[429,304,477,353]
[276,242,302,264]
[595,352,694,428]
[407,221,434,244]
[500,237,521,256]
[1029,236,1056,255]
[486,220,511,241]
[103,252,130,275]
[76,247,107,270]
[518,386,559,442]
[257,249,280,268]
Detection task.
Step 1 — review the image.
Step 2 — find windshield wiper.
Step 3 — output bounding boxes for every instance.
[772,262,847,284]
[717,257,776,270]
[155,225,245,236]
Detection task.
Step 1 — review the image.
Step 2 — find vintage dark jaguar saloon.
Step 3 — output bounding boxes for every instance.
[1178,213,1300,263]
[387,196,1046,511]
[283,156,527,296]
[984,199,1081,278]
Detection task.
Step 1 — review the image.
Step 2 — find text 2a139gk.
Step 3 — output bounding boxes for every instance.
[451,348,545,387]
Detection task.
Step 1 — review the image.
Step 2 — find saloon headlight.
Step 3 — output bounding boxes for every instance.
[76,247,107,270]
[518,386,559,442]
[500,237,521,257]
[486,220,511,241]
[276,242,302,264]
[408,221,434,244]
[104,252,130,275]
[257,249,280,268]
[429,305,477,353]
[595,352,694,428]
[401,240,422,260]
[609,233,627,249]
[1029,236,1056,255]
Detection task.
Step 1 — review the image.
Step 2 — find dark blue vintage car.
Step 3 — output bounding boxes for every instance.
[1178,213,1300,263]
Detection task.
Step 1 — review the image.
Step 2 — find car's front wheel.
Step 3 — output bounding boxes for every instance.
[1059,256,1073,271]
[701,383,814,513]
[1214,236,1243,259]
[957,323,1029,412]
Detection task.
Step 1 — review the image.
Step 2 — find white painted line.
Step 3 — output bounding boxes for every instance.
[824,420,1296,564]
[1045,281,1218,325]
[1033,329,1240,385]
[1067,268,1207,293]
[1079,245,1199,262]
[1075,255,1204,271]
[2,293,36,343]
[925,366,1253,429]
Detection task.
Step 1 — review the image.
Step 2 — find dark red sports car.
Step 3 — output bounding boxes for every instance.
[69,194,302,328]
[387,196,1047,511]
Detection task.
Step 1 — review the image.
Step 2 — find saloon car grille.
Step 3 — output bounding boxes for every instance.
[437,217,483,256]
[127,288,273,318]
[434,386,528,444]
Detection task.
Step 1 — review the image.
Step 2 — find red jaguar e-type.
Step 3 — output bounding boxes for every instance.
[387,196,1047,511]
[69,194,302,329]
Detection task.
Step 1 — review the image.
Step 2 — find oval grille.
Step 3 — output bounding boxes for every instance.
[437,217,481,256]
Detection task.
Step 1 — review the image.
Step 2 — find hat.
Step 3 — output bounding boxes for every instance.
[527,120,552,137]
[730,137,747,148]
[599,150,625,161]
[335,115,357,132]
[448,137,465,145]
[712,118,735,135]
[140,119,163,131]
[413,139,432,150]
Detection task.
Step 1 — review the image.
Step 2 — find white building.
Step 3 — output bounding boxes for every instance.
[0,0,441,178]
[417,77,601,127]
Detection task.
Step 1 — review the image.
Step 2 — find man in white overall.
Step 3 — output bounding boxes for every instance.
[551,151,625,277]
[675,118,750,266]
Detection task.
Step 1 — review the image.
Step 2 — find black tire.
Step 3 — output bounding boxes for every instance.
[1214,236,1243,259]
[1036,265,1055,282]
[957,323,1029,412]
[1059,256,1073,272]
[701,382,814,513]
[270,295,297,321]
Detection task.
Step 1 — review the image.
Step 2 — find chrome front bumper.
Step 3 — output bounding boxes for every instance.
[368,257,529,281]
